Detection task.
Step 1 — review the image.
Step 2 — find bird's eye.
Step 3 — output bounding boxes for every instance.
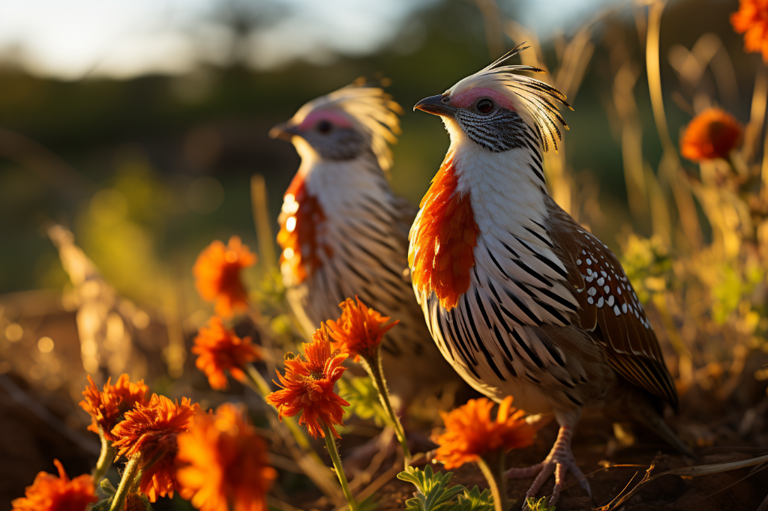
[476,98,495,114]
[317,120,333,134]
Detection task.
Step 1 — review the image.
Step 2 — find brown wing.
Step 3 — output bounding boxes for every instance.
[546,201,678,409]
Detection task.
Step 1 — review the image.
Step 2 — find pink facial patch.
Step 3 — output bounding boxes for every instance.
[450,87,515,111]
[298,110,352,131]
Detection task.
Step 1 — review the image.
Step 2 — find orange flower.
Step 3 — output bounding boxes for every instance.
[111,394,199,502]
[325,296,399,362]
[732,0,768,62]
[11,459,97,511]
[177,404,277,511]
[79,374,150,441]
[680,108,742,162]
[433,397,536,469]
[193,316,262,390]
[266,329,349,438]
[193,236,256,318]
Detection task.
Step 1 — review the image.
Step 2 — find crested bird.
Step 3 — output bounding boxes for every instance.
[269,79,462,414]
[409,44,693,505]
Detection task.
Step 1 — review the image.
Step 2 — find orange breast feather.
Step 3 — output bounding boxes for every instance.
[409,155,479,310]
[277,175,331,285]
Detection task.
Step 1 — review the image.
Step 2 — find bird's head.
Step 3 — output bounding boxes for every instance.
[270,78,402,171]
[414,44,571,155]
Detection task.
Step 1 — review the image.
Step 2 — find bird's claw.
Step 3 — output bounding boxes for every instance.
[507,425,591,506]
[511,456,591,508]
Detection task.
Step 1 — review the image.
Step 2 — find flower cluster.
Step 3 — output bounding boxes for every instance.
[267,329,350,438]
[177,403,277,511]
[29,373,280,511]
[192,316,262,390]
[193,236,256,318]
[11,460,97,511]
[111,394,199,501]
[325,296,398,362]
[433,396,536,469]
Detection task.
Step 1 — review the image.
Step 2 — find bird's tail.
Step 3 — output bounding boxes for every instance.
[608,384,697,459]
[627,391,698,459]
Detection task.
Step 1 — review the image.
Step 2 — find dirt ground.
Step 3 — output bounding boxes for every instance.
[370,413,767,511]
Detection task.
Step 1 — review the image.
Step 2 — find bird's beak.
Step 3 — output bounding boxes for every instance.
[414,94,456,118]
[269,122,301,141]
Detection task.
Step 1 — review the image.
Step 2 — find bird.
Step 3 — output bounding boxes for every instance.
[269,78,463,413]
[409,44,693,505]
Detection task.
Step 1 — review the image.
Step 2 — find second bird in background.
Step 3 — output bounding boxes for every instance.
[269,78,463,414]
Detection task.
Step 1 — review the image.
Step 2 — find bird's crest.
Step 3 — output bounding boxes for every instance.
[293,77,403,171]
[448,43,572,152]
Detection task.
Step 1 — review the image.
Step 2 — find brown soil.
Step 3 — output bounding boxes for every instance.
[370,415,767,511]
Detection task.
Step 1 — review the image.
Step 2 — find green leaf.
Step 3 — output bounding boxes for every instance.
[338,376,388,426]
[396,466,465,511]
[525,496,556,511]
[99,478,116,496]
[454,486,495,511]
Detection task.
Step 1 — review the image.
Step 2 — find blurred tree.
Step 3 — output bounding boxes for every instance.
[207,0,291,67]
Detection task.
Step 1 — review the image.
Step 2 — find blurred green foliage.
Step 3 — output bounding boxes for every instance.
[620,234,674,304]
[338,376,388,427]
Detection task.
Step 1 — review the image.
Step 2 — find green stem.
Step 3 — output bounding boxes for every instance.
[244,363,317,455]
[92,427,115,484]
[109,456,141,511]
[129,470,143,494]
[321,421,358,511]
[362,351,411,466]
[477,452,507,511]
[245,362,273,396]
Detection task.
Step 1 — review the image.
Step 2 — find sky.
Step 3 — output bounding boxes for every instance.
[0,0,625,80]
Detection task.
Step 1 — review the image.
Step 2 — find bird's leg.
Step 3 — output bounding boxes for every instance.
[506,424,591,507]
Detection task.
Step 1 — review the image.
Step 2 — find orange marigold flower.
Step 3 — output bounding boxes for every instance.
[193,316,262,390]
[266,329,349,438]
[433,397,536,470]
[79,374,150,441]
[111,394,199,502]
[731,0,768,62]
[680,108,743,162]
[193,236,256,318]
[177,404,277,511]
[325,296,399,362]
[11,459,97,511]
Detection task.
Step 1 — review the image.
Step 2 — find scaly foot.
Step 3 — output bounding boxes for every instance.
[506,424,591,507]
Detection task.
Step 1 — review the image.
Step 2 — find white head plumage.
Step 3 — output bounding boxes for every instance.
[447,43,572,152]
[291,78,403,171]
